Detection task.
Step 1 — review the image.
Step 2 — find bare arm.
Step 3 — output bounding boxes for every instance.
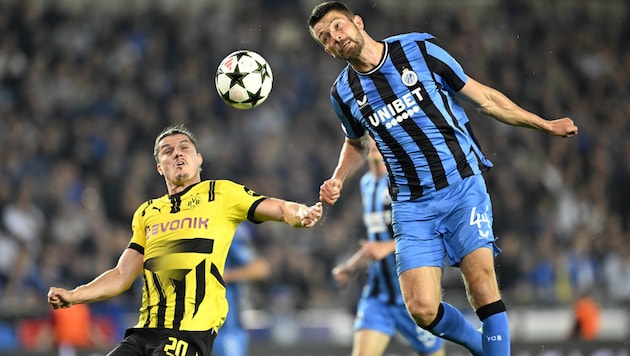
[319,135,371,205]
[48,248,143,308]
[253,198,323,228]
[223,257,271,284]
[360,239,396,261]
[458,77,578,137]
[332,240,396,286]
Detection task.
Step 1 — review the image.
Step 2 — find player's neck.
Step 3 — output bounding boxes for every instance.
[349,38,384,73]
[166,177,202,195]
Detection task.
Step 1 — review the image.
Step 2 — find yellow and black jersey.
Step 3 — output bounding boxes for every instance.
[127,180,265,332]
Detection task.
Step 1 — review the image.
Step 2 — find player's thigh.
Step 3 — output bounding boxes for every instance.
[352,329,391,356]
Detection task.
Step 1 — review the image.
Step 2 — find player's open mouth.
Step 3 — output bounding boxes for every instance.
[341,41,354,55]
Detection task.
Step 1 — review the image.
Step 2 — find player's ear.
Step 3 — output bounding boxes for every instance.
[324,48,335,58]
[197,152,203,168]
[157,163,164,176]
[353,15,364,30]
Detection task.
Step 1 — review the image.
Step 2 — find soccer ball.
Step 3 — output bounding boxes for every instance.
[215,50,273,110]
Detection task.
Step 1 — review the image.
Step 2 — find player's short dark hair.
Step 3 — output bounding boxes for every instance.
[307,1,354,29]
[153,124,198,162]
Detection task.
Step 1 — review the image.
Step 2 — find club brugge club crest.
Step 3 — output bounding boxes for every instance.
[401,68,418,87]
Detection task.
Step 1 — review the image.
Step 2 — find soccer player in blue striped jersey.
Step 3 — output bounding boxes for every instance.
[332,142,444,356]
[214,222,271,356]
[308,2,578,355]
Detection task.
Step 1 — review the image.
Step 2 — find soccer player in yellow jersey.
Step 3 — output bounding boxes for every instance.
[47,124,323,356]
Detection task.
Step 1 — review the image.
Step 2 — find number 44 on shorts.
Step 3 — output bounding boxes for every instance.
[469,206,491,239]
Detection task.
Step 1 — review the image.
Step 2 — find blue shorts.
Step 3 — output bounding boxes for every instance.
[393,174,500,274]
[354,297,443,353]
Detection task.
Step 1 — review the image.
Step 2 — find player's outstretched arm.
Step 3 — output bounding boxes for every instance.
[254,198,323,228]
[48,248,143,309]
[458,77,578,138]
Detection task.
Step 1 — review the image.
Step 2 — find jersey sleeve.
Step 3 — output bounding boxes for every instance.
[218,180,267,225]
[331,73,366,139]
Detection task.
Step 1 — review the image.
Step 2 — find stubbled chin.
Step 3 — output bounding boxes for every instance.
[173,172,190,183]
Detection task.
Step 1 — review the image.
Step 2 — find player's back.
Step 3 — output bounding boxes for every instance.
[360,171,404,305]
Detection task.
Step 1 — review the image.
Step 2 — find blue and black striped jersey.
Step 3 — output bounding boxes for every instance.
[359,170,402,305]
[330,32,492,201]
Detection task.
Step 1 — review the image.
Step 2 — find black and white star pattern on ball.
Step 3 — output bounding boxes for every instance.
[215,49,273,109]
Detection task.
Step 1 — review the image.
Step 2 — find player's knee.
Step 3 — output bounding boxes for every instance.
[405,300,438,327]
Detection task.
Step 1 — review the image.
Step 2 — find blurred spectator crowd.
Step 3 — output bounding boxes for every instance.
[0,0,629,344]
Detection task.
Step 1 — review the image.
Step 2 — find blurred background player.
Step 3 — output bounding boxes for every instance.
[332,141,445,356]
[214,222,271,356]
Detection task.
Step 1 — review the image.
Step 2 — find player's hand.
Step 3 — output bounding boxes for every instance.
[332,264,353,286]
[299,202,323,228]
[319,179,343,205]
[47,287,74,309]
[548,117,578,138]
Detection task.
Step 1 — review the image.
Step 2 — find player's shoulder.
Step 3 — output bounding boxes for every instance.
[133,192,169,217]
[384,32,436,43]
[331,64,352,90]
[207,179,264,200]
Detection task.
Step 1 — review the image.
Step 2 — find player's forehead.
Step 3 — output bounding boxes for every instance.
[313,10,349,35]
[158,133,193,148]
